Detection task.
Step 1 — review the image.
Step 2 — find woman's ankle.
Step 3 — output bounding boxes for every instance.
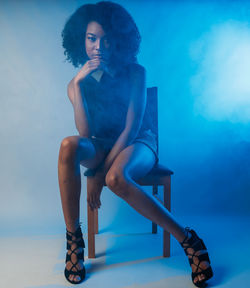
[178,227,191,244]
[66,220,81,234]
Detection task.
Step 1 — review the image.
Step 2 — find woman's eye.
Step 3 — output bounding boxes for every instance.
[88,36,96,42]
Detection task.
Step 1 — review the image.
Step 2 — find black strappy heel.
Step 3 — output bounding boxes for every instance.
[64,225,86,284]
[179,227,213,287]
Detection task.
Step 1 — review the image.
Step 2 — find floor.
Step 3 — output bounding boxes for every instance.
[1,214,250,288]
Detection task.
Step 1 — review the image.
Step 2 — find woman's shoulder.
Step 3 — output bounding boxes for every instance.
[125,62,146,73]
[121,62,146,80]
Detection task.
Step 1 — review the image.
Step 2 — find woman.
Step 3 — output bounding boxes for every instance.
[59,1,213,286]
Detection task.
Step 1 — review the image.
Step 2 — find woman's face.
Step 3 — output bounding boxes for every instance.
[85,21,113,63]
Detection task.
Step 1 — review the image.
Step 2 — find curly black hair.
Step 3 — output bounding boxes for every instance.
[61,1,141,68]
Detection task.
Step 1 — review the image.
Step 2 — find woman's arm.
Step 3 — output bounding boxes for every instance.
[67,78,92,137]
[98,64,147,174]
[67,56,107,137]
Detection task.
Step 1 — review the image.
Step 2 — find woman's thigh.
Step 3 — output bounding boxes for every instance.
[59,135,110,169]
[107,142,157,182]
[79,137,110,169]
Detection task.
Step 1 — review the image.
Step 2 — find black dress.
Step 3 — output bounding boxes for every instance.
[79,62,159,164]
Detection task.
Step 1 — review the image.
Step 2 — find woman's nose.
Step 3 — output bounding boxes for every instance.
[95,39,101,51]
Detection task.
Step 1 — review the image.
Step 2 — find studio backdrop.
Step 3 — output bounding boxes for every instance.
[0,0,249,236]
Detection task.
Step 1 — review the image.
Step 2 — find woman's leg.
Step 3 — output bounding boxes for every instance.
[105,143,186,241]
[105,142,209,284]
[58,135,108,231]
[58,135,108,282]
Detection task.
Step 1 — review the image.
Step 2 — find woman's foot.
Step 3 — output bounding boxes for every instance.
[64,226,86,284]
[179,227,213,287]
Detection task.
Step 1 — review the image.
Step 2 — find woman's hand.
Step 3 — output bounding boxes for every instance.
[87,169,106,211]
[74,56,107,84]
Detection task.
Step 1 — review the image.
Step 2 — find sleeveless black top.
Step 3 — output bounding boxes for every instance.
[79,63,158,159]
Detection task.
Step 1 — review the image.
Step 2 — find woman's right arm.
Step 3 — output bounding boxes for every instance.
[67,78,92,138]
[67,56,106,137]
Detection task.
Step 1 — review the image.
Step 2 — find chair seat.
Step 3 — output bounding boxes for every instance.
[148,163,174,176]
[83,163,173,182]
[136,163,174,186]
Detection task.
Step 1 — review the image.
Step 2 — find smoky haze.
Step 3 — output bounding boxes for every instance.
[0,0,249,236]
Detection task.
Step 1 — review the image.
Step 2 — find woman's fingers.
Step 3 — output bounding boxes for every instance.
[97,198,101,207]
[94,194,101,209]
[88,62,99,72]
[87,175,104,210]
[91,195,96,210]
[89,57,107,71]
[88,194,101,210]
[88,194,95,210]
[87,196,93,210]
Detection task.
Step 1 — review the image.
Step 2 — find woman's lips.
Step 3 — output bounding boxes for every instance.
[93,54,107,62]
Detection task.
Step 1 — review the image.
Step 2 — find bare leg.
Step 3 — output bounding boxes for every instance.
[58,135,108,282]
[58,136,108,231]
[105,143,210,284]
[105,143,186,242]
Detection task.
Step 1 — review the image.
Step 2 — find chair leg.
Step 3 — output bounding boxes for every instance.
[87,178,95,258]
[163,176,171,257]
[152,185,158,234]
[94,208,98,234]
[87,204,96,258]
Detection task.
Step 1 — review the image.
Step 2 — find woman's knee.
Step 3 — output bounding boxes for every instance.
[105,169,130,197]
[59,136,85,164]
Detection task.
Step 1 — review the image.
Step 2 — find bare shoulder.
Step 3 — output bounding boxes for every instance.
[67,78,75,105]
[126,63,146,85]
[127,62,146,75]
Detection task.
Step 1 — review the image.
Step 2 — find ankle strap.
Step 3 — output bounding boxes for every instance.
[66,224,83,238]
[66,225,85,249]
[179,227,192,247]
[66,237,85,249]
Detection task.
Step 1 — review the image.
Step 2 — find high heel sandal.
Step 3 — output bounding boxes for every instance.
[179,227,213,287]
[64,225,86,284]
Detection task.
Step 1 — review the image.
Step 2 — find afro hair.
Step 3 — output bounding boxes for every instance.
[61,1,141,68]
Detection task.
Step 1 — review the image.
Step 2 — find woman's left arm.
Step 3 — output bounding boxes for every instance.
[97,64,147,175]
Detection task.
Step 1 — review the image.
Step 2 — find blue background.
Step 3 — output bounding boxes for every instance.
[0,0,249,236]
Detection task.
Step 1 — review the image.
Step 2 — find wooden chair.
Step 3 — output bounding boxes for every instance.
[84,87,174,259]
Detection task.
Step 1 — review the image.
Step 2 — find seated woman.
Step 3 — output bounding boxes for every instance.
[59,1,213,286]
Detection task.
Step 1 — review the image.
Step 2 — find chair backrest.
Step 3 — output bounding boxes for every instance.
[145,87,158,155]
